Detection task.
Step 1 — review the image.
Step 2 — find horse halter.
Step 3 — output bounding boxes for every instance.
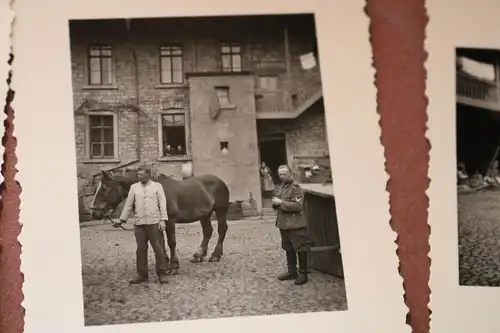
[98,181,134,231]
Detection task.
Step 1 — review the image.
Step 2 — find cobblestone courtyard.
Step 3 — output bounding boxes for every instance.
[80,218,347,326]
[459,189,500,286]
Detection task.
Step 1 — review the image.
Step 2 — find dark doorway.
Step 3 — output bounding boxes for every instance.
[258,134,288,185]
[457,104,500,176]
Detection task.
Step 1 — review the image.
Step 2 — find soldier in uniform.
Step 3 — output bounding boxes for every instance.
[272,164,312,285]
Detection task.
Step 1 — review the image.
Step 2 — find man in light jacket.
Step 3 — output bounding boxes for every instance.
[117,165,169,284]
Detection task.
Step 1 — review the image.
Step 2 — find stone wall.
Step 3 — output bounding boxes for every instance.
[188,73,261,207]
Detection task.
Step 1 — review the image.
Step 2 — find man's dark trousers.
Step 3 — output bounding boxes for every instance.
[134,224,168,278]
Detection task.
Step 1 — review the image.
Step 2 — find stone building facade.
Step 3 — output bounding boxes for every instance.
[71,14,328,213]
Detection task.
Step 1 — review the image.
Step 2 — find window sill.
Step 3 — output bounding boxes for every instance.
[83,158,120,164]
[154,83,188,89]
[220,104,237,110]
[157,156,192,162]
[82,84,119,91]
[157,155,192,162]
[255,88,279,94]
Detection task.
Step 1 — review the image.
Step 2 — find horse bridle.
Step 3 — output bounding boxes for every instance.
[97,183,135,231]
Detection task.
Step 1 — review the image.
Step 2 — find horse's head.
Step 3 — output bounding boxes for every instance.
[90,171,131,220]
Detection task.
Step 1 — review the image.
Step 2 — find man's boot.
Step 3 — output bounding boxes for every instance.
[157,275,169,284]
[129,275,148,284]
[295,251,309,285]
[278,250,298,281]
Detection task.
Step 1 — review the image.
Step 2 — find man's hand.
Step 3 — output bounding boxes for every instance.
[159,220,167,232]
[271,197,282,206]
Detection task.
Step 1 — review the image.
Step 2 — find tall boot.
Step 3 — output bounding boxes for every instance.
[277,250,298,281]
[295,251,309,285]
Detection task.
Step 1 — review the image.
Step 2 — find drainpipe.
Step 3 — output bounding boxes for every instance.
[125,18,141,161]
[284,25,291,74]
[283,24,293,112]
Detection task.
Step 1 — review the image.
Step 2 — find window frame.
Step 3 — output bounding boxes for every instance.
[84,111,119,163]
[215,86,236,110]
[159,44,185,85]
[157,109,191,161]
[220,42,243,72]
[255,75,279,91]
[84,43,117,89]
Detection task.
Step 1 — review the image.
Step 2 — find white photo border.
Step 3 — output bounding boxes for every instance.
[427,0,500,331]
[13,0,408,332]
[0,2,13,179]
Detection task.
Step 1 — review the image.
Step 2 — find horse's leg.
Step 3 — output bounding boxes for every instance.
[190,216,212,263]
[165,219,179,274]
[209,209,228,262]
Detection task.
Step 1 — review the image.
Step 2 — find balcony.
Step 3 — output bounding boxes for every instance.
[255,89,292,114]
[457,69,500,112]
[252,60,287,74]
[255,88,323,119]
[252,58,324,119]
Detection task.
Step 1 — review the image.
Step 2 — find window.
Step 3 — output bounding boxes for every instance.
[256,76,278,90]
[215,87,231,107]
[88,115,115,159]
[161,113,187,157]
[221,43,242,72]
[88,45,113,85]
[220,141,229,154]
[160,45,184,84]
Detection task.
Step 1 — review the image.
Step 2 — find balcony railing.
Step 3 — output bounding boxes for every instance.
[252,60,287,74]
[255,89,292,113]
[457,70,500,110]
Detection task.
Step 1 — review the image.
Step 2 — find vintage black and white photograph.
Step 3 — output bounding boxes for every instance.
[456,47,500,286]
[72,14,347,326]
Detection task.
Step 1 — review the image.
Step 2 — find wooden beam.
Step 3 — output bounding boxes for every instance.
[91,159,140,178]
[310,245,340,252]
[457,96,500,112]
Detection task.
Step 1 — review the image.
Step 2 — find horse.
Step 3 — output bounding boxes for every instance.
[89,170,230,273]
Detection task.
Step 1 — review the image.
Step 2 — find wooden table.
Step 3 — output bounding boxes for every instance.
[300,183,344,279]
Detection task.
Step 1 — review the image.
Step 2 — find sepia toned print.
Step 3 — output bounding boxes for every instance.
[456,47,500,287]
[72,14,347,325]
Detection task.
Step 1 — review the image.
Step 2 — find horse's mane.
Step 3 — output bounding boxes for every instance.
[156,173,176,182]
[108,173,137,187]
[109,171,176,184]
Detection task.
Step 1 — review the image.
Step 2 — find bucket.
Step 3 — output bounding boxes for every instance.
[241,192,258,217]
[181,161,194,179]
[227,201,243,220]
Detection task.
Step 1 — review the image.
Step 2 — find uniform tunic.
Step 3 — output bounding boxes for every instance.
[273,181,312,251]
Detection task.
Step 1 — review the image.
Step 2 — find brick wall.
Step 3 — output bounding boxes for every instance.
[290,102,329,160]
[70,15,323,210]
